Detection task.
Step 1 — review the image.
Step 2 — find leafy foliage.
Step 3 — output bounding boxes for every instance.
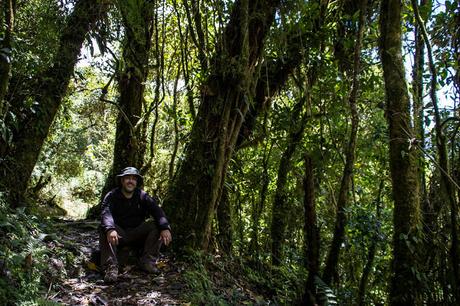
[0,193,78,304]
[315,276,338,305]
[1,0,460,304]
[182,251,305,305]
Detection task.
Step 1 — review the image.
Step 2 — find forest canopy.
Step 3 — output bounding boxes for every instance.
[0,0,459,305]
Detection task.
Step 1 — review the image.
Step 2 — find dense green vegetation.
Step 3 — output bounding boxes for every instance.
[1,0,459,305]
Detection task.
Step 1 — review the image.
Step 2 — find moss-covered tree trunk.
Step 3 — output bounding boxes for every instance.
[380,0,422,304]
[98,0,155,201]
[0,0,107,206]
[163,0,280,251]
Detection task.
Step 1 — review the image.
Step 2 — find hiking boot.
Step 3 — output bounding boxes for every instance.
[140,256,160,274]
[104,264,118,283]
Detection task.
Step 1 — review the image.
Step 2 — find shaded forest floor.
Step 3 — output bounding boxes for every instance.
[1,200,297,305]
[36,220,280,305]
[46,220,186,305]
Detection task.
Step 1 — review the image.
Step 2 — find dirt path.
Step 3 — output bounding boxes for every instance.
[46,220,186,305]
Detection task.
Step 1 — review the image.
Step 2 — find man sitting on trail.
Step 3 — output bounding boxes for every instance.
[99,167,172,283]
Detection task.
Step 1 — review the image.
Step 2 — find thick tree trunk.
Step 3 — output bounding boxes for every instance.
[0,0,107,206]
[322,0,366,285]
[301,154,320,306]
[97,0,155,209]
[379,0,422,304]
[164,0,280,251]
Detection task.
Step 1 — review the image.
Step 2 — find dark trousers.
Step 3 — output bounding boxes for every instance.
[99,221,162,269]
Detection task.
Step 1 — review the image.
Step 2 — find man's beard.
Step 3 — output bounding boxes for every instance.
[123,184,135,193]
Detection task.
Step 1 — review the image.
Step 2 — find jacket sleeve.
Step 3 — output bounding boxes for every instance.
[144,193,171,231]
[100,191,116,233]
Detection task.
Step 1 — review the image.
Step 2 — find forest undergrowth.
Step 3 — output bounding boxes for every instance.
[0,193,305,305]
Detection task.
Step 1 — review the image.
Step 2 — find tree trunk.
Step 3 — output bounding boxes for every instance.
[271,79,311,265]
[357,179,384,306]
[411,0,426,201]
[237,0,329,148]
[216,187,232,254]
[0,0,15,117]
[379,0,422,304]
[268,1,330,265]
[183,0,208,72]
[228,2,329,261]
[322,0,366,285]
[140,5,165,177]
[163,0,280,252]
[453,1,460,99]
[98,0,155,205]
[423,177,445,303]
[411,0,460,301]
[168,65,181,181]
[173,2,196,120]
[0,0,107,206]
[249,141,272,260]
[301,154,320,306]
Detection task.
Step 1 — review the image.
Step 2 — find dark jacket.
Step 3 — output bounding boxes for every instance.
[100,187,170,233]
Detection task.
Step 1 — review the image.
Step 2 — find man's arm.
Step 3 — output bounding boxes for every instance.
[101,191,121,245]
[144,193,171,231]
[143,193,172,245]
[100,191,116,233]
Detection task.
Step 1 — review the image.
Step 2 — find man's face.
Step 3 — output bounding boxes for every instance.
[121,175,138,193]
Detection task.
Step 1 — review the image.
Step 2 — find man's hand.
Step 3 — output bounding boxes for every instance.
[107,229,120,245]
[159,229,172,246]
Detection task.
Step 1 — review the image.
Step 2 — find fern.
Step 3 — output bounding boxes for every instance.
[314,276,338,305]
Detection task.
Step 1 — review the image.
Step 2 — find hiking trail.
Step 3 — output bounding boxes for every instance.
[45,220,187,305]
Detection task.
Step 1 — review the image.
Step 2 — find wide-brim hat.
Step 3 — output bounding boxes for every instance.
[116,167,144,186]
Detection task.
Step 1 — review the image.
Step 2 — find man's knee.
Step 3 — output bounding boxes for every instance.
[143,220,159,233]
[131,221,159,240]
